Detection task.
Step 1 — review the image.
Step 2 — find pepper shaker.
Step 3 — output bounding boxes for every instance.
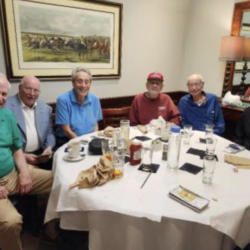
[162,144,168,161]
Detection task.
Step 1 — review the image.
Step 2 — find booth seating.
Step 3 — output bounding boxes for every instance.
[102,106,131,128]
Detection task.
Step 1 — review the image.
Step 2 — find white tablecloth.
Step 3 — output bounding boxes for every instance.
[45,128,250,250]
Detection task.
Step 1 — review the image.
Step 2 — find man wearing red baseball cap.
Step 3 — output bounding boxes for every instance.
[129,71,181,125]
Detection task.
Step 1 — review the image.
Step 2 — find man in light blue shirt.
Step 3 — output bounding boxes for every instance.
[56,67,102,147]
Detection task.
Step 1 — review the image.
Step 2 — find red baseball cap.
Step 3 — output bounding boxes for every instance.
[147,72,163,81]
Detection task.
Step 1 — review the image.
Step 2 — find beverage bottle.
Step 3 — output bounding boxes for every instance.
[167,125,181,169]
[129,141,142,165]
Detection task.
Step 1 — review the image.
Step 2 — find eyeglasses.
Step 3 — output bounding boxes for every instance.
[75,79,91,85]
[23,87,40,94]
[187,82,203,88]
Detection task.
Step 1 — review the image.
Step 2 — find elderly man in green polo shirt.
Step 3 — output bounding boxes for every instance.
[0,73,53,250]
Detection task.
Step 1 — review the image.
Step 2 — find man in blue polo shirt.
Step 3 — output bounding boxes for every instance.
[55,67,102,147]
[178,74,225,135]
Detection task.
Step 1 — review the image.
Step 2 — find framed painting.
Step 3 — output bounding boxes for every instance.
[0,0,122,81]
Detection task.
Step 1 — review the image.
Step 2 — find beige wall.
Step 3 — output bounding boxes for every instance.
[180,0,235,96]
[0,0,243,102]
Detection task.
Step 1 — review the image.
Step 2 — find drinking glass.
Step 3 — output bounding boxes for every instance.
[158,106,166,118]
[206,137,217,155]
[120,120,130,139]
[112,149,125,178]
[112,129,121,148]
[182,125,193,145]
[203,155,216,184]
[205,123,214,140]
[141,146,153,172]
[161,122,171,142]
[101,139,113,161]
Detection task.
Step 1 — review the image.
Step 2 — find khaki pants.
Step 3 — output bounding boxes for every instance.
[0,165,53,250]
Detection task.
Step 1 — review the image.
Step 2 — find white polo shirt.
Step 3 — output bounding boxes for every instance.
[20,99,40,152]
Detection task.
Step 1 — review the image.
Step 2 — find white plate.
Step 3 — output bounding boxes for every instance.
[63,154,85,162]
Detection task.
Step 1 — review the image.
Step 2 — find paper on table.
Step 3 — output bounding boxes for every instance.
[224,154,250,169]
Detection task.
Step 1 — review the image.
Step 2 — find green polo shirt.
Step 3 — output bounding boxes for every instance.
[0,108,22,178]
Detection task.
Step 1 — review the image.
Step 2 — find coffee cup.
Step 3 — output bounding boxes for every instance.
[68,141,81,159]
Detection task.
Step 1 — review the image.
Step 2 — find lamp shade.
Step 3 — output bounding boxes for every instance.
[219,36,245,61]
[244,38,250,60]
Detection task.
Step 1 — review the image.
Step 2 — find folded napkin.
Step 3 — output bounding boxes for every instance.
[98,126,114,138]
[222,91,242,106]
[137,125,148,134]
[70,156,114,189]
[224,154,250,169]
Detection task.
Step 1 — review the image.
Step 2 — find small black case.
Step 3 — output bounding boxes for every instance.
[88,138,104,155]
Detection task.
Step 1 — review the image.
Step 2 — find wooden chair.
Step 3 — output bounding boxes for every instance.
[102,106,131,128]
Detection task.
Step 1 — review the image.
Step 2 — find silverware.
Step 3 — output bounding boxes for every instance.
[140,171,152,189]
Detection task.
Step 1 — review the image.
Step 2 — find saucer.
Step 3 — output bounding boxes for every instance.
[63,154,85,162]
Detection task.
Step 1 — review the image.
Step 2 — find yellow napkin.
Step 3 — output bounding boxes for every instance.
[70,156,114,189]
[98,126,114,138]
[224,154,250,169]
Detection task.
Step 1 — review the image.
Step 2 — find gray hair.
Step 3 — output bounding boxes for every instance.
[71,67,92,83]
[0,73,11,90]
[187,74,204,84]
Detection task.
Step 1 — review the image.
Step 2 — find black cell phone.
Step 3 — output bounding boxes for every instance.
[229,144,241,150]
[37,152,53,158]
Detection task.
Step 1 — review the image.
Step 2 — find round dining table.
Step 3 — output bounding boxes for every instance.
[45,127,250,250]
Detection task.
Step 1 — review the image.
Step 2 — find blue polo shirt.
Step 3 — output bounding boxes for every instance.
[178,93,225,135]
[56,90,102,137]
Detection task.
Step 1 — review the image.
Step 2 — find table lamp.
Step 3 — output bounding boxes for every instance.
[219,36,245,96]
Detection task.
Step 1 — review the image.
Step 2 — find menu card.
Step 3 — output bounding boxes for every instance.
[169,186,210,213]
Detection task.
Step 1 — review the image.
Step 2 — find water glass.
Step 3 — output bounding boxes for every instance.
[158,106,166,118]
[120,120,130,139]
[161,122,171,142]
[182,125,193,145]
[112,129,121,148]
[112,149,125,178]
[205,123,214,140]
[206,137,217,155]
[141,146,153,172]
[101,139,113,161]
[203,155,216,185]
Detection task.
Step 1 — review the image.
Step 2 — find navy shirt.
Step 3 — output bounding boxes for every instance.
[178,93,225,135]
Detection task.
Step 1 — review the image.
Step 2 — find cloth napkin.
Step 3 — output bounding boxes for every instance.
[224,154,250,169]
[137,125,148,134]
[70,156,114,189]
[222,91,242,106]
[98,126,114,138]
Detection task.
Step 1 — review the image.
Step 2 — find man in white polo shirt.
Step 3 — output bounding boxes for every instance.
[5,76,55,170]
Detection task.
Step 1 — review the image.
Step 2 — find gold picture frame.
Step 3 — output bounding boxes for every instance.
[0,0,122,81]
